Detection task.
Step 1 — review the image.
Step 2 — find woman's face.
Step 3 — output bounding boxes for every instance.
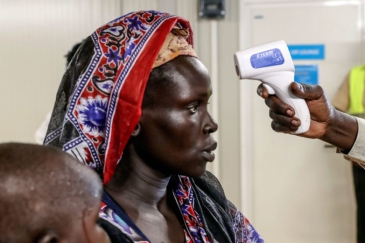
[136,56,218,178]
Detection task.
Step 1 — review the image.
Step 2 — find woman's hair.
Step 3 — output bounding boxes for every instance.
[143,61,174,109]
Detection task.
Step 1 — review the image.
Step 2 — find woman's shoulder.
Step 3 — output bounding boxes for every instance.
[191,170,229,212]
[194,170,225,196]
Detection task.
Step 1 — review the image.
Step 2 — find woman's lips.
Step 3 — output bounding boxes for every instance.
[201,150,215,162]
[201,142,217,162]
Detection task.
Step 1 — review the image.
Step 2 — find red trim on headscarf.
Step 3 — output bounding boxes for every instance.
[103,17,193,184]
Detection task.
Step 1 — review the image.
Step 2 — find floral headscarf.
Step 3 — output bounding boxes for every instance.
[44,10,194,183]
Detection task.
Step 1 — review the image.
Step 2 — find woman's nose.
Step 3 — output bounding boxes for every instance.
[202,112,218,134]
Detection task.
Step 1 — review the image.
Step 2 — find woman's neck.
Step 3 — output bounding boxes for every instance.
[104,146,172,210]
[103,145,186,243]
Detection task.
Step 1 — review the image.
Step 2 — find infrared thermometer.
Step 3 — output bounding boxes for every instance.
[233,40,310,134]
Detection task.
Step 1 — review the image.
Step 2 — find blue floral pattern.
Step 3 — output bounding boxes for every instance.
[126,16,147,31]
[229,201,264,243]
[77,95,108,137]
[105,48,123,65]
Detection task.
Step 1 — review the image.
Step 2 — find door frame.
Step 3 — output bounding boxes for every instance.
[238,0,365,221]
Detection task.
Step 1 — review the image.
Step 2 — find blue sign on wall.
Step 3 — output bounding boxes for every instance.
[288,44,325,60]
[294,65,318,85]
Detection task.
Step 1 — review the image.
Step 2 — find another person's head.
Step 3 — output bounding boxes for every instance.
[44,10,217,183]
[0,143,110,243]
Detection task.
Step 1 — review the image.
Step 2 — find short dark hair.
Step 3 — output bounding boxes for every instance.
[0,143,102,242]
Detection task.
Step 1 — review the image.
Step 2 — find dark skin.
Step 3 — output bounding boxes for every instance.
[104,56,218,243]
[257,82,358,153]
[0,143,110,243]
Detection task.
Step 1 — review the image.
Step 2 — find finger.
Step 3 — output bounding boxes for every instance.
[290,82,324,100]
[271,121,299,133]
[257,83,269,99]
[269,109,301,125]
[269,109,301,132]
[265,95,295,117]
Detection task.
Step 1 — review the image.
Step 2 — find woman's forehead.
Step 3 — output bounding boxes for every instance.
[152,57,210,92]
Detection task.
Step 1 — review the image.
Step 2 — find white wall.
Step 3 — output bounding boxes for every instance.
[0,0,124,142]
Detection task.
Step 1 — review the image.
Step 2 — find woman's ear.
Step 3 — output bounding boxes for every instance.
[131,123,141,137]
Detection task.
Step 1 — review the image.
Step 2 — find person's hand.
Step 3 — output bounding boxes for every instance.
[257,82,358,152]
[257,82,335,139]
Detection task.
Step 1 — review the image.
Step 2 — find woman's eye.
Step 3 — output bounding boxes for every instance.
[189,105,198,113]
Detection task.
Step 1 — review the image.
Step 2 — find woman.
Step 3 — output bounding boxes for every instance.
[45,10,264,243]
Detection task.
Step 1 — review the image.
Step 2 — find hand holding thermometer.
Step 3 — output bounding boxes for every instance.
[233,40,310,134]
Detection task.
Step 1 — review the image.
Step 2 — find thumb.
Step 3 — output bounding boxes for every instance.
[290,82,324,101]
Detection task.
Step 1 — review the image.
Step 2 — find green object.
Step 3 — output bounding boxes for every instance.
[349,65,365,114]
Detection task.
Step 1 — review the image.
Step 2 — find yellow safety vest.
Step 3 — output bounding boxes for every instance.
[349,65,365,115]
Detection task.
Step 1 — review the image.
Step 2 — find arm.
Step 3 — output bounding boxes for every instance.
[258,82,358,153]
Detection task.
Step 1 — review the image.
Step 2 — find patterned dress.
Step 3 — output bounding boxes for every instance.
[99,173,264,243]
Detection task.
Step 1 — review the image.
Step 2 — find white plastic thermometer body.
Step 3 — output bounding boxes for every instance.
[234,40,310,134]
